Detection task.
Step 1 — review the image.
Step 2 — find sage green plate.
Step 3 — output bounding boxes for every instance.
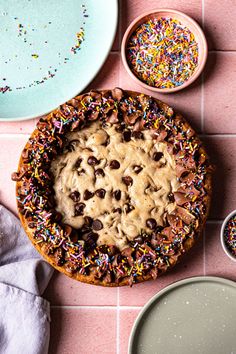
[129,277,236,354]
[0,0,118,121]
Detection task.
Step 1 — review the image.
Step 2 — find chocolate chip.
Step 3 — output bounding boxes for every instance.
[74,158,82,168]
[95,188,106,199]
[134,235,143,244]
[146,218,157,230]
[69,191,80,202]
[123,130,131,142]
[124,203,134,213]
[77,168,85,176]
[168,193,175,202]
[110,160,120,169]
[74,202,86,216]
[153,152,163,161]
[95,168,105,177]
[113,190,121,200]
[113,207,122,214]
[92,219,103,231]
[156,226,164,233]
[83,232,98,250]
[87,156,99,166]
[84,216,93,226]
[132,131,143,139]
[115,123,125,132]
[28,222,36,229]
[122,176,133,186]
[133,165,143,174]
[84,189,94,200]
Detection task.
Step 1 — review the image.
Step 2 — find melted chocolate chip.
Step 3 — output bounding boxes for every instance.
[124,203,134,213]
[87,156,99,166]
[92,219,103,231]
[95,168,105,177]
[113,207,122,214]
[28,222,36,229]
[153,152,164,161]
[84,189,94,200]
[69,191,80,202]
[133,165,143,174]
[132,131,143,139]
[95,188,106,199]
[134,235,143,244]
[74,202,86,216]
[168,193,175,202]
[123,130,131,142]
[77,168,85,176]
[84,216,93,226]
[113,190,121,201]
[146,218,157,230]
[122,176,133,186]
[110,160,120,169]
[156,226,164,233]
[115,123,125,133]
[74,158,82,168]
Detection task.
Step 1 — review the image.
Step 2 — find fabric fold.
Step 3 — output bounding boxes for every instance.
[0,205,53,354]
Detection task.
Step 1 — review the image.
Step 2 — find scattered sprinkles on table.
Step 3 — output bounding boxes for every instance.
[126,17,199,89]
[224,214,236,257]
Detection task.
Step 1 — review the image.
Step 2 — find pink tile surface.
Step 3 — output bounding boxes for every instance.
[121,0,202,36]
[205,222,236,281]
[204,0,236,50]
[0,134,29,214]
[119,309,140,354]
[202,136,236,219]
[45,271,117,306]
[203,52,236,133]
[49,308,116,354]
[1,1,236,353]
[0,118,38,134]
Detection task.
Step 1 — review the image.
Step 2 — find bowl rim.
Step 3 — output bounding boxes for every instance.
[121,8,208,94]
[220,209,236,262]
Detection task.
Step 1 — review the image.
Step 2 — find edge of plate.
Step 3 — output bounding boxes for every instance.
[0,0,118,122]
[128,275,236,354]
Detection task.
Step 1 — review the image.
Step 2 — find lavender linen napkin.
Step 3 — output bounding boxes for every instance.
[0,204,53,354]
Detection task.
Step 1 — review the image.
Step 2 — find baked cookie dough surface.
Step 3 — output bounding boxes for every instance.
[51,121,180,250]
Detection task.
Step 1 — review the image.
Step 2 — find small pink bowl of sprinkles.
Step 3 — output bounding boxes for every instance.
[121,9,208,93]
[221,210,236,262]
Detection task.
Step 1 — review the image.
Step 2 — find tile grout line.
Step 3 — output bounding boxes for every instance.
[201,73,205,133]
[51,305,143,310]
[201,0,205,133]
[116,288,120,354]
[203,229,206,276]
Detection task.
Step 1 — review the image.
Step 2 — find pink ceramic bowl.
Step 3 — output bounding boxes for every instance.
[121,9,208,93]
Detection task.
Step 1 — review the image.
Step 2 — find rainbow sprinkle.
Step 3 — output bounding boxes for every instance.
[126,17,199,89]
[224,214,236,257]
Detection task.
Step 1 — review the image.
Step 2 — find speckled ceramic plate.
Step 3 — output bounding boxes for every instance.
[0,0,118,121]
[129,277,236,354]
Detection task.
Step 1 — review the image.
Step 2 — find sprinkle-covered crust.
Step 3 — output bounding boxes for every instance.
[12,88,213,286]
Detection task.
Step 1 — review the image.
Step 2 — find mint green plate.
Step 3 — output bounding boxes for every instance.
[129,277,236,354]
[0,0,118,121]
